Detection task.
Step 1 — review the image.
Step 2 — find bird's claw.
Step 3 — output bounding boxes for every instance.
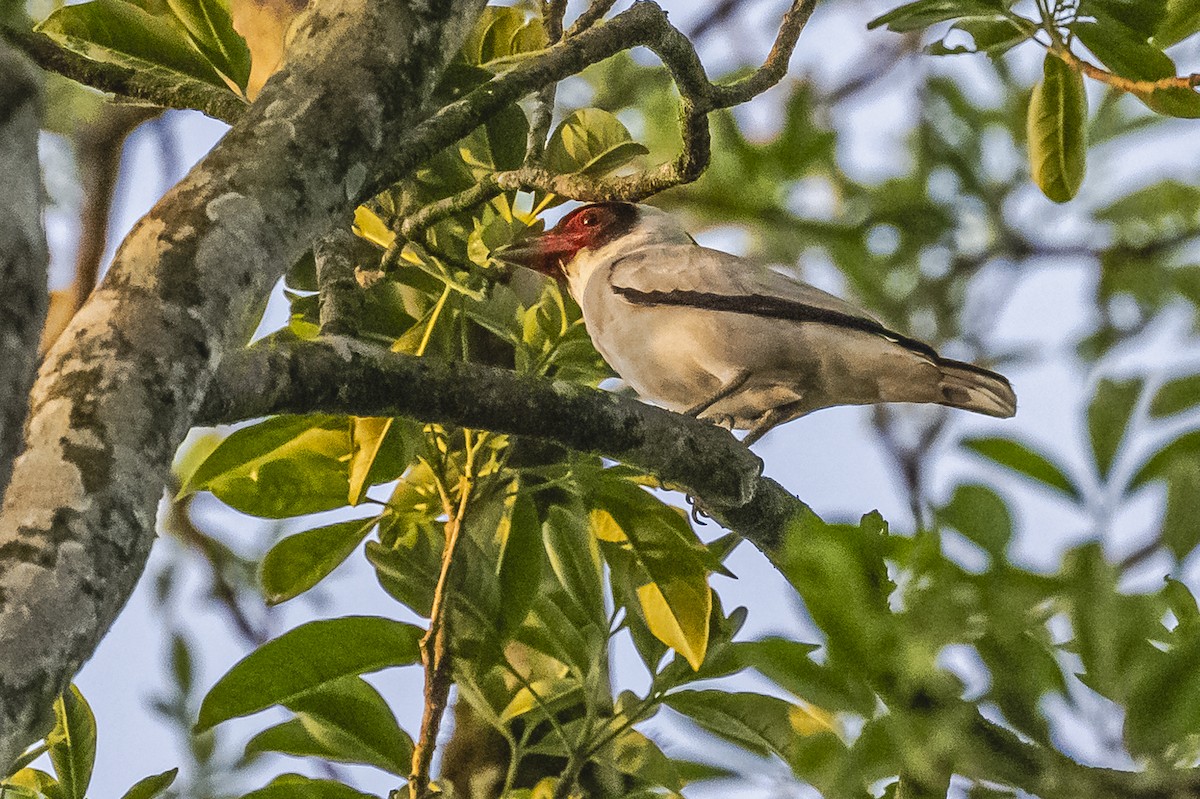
[685,493,711,525]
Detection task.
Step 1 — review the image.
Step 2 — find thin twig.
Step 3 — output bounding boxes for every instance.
[396,2,816,240]
[409,432,480,799]
[565,0,620,38]
[1054,46,1200,94]
[368,0,817,214]
[524,0,568,167]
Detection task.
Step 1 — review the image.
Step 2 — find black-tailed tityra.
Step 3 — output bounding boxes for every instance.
[501,202,1016,446]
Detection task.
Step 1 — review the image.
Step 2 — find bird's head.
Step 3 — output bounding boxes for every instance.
[499,202,640,278]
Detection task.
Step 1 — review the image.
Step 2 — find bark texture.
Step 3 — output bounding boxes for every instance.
[0,43,47,510]
[200,338,807,547]
[0,0,485,768]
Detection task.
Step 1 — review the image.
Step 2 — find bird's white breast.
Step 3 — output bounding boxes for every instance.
[565,246,811,426]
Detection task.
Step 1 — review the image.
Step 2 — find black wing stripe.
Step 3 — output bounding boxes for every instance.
[613,286,1012,385]
[614,285,947,360]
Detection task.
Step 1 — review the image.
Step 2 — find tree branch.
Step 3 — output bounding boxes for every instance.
[0,40,47,505]
[3,28,248,124]
[314,230,367,337]
[0,0,487,769]
[199,337,806,550]
[1053,44,1200,94]
[394,0,817,239]
[364,0,817,206]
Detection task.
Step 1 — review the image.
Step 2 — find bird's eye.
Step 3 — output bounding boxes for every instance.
[581,211,598,226]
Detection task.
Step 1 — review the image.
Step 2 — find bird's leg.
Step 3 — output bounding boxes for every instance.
[683,370,751,418]
[741,407,789,448]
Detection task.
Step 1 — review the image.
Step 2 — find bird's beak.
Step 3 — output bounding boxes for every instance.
[493,231,579,277]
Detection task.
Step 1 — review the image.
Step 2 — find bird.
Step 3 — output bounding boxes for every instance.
[499,202,1015,446]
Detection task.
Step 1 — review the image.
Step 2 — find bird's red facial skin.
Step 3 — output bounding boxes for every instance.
[503,203,634,277]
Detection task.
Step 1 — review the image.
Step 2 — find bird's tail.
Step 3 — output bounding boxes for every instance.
[935,359,1016,418]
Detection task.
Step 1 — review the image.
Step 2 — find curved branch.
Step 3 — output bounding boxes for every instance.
[395,0,816,239]
[4,29,248,124]
[365,0,816,206]
[0,0,487,769]
[199,337,807,550]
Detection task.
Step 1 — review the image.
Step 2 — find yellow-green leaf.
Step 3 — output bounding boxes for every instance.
[1027,54,1087,202]
[260,518,378,605]
[37,0,229,90]
[47,686,96,799]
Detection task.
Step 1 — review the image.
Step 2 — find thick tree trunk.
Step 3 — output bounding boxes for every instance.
[0,42,47,502]
[0,0,485,768]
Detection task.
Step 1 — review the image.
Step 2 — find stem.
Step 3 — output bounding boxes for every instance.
[408,432,480,799]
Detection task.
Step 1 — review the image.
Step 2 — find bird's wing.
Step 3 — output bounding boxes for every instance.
[607,245,940,361]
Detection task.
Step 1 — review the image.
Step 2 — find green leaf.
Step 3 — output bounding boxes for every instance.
[1088,377,1143,481]
[37,0,229,89]
[938,484,1013,558]
[1165,577,1200,625]
[926,17,1030,56]
[497,494,545,635]
[1079,0,1166,39]
[485,103,531,172]
[518,588,597,675]
[260,518,378,605]
[1095,179,1200,244]
[197,616,423,731]
[542,504,606,627]
[47,686,96,799]
[1063,543,1162,703]
[961,436,1081,499]
[460,5,545,66]
[181,415,353,518]
[607,730,681,791]
[1073,14,1175,82]
[867,0,1005,32]
[347,417,416,506]
[1150,373,1200,417]
[739,638,877,715]
[1125,613,1200,754]
[774,511,896,671]
[238,774,378,799]
[1131,430,1200,489]
[545,109,648,177]
[245,677,414,776]
[1158,460,1200,560]
[165,0,251,90]
[589,480,714,670]
[3,769,64,799]
[1027,53,1087,203]
[118,768,179,799]
[1155,0,1200,46]
[665,690,813,758]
